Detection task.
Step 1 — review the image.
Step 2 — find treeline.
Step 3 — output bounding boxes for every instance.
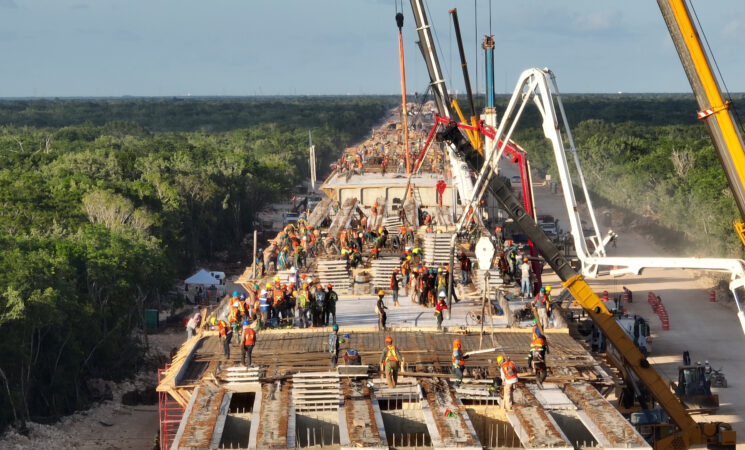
[0,96,396,431]
[511,99,744,255]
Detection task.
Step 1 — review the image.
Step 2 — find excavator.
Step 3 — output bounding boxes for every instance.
[407,0,739,447]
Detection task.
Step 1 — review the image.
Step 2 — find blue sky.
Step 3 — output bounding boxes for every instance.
[1,0,744,96]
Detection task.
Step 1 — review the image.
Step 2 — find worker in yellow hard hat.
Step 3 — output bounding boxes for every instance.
[376,290,388,331]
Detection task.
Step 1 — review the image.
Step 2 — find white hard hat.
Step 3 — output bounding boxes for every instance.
[233,301,240,308]
[438,291,446,298]
[260,289,267,295]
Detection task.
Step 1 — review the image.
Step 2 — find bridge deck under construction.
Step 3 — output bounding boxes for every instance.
[159,328,650,449]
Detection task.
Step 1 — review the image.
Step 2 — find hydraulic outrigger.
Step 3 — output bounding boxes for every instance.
[408,0,736,447]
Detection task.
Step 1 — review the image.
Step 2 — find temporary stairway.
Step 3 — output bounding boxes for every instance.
[327,198,358,238]
[306,197,333,228]
[472,268,504,296]
[291,372,342,412]
[422,232,455,266]
[315,259,351,293]
[370,257,401,293]
[383,215,402,233]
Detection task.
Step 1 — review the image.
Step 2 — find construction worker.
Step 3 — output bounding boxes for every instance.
[498,355,518,410]
[434,293,448,330]
[533,287,550,330]
[217,319,232,359]
[451,339,468,386]
[459,252,471,285]
[328,324,342,366]
[186,311,201,339]
[241,320,257,367]
[325,284,338,325]
[376,290,388,330]
[313,283,326,327]
[258,289,271,326]
[297,285,309,328]
[519,257,532,298]
[380,336,403,388]
[528,336,547,386]
[390,268,400,306]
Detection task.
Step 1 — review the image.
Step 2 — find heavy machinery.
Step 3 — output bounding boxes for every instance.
[408,0,736,447]
[672,364,720,414]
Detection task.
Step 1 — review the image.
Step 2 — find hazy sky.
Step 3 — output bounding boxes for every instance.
[1,0,744,96]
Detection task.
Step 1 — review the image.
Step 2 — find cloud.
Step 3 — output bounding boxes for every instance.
[0,0,18,9]
[722,19,743,39]
[571,10,623,33]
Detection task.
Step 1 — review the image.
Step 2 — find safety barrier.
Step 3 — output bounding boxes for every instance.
[648,292,669,331]
[709,290,716,302]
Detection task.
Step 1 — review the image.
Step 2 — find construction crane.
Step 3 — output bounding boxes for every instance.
[657,0,745,334]
[407,0,735,447]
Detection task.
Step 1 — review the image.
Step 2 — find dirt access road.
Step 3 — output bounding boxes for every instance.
[527,169,745,445]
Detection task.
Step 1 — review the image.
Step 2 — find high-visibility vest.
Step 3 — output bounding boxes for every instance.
[228,309,239,324]
[531,337,545,351]
[385,345,400,362]
[452,349,465,368]
[531,325,544,341]
[243,328,256,346]
[501,361,518,380]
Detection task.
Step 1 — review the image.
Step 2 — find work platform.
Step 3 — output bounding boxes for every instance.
[158,328,650,449]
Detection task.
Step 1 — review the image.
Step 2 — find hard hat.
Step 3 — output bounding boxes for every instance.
[233,301,240,308]
[332,324,339,331]
[523,257,528,261]
[385,336,393,343]
[260,289,267,296]
[378,290,385,296]
[406,255,412,260]
[545,286,552,292]
[301,274,307,279]
[540,287,546,293]
[292,290,298,296]
[253,283,259,289]
[438,291,446,298]
[453,339,461,348]
[497,355,504,364]
[327,283,333,289]
[210,317,216,325]
[274,275,280,281]
[303,282,309,288]
[532,318,537,325]
[393,268,399,273]
[266,283,273,289]
[233,290,239,297]
[243,320,250,326]
[438,268,443,273]
[239,293,246,300]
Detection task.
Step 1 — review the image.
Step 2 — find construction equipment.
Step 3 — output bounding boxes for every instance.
[658,0,745,337]
[671,364,719,414]
[407,0,736,446]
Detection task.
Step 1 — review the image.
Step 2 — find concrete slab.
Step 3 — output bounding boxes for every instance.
[526,384,576,410]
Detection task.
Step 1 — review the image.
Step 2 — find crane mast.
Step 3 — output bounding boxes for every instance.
[657,0,745,335]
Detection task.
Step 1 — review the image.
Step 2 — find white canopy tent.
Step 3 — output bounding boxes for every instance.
[184,269,225,302]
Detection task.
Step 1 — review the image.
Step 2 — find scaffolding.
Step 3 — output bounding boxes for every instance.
[158,364,184,450]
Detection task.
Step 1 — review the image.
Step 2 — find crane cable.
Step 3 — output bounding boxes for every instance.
[686,0,745,136]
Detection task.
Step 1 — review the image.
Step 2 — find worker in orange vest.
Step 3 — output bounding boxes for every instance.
[241,321,257,367]
[217,319,232,359]
[498,355,518,410]
[452,339,468,386]
[379,336,403,388]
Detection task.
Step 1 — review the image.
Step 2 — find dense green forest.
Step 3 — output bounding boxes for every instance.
[0,96,396,431]
[505,94,745,255]
[0,94,742,433]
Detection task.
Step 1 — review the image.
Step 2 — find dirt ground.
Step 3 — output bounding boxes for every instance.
[0,326,186,450]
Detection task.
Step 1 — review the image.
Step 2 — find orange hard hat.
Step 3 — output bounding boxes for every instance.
[378,290,385,296]
[327,283,333,289]
[385,336,393,343]
[453,339,461,348]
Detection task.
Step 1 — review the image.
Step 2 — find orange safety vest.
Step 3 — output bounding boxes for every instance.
[218,320,229,336]
[452,349,465,368]
[243,328,256,346]
[501,361,518,380]
[385,345,400,362]
[228,308,239,324]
